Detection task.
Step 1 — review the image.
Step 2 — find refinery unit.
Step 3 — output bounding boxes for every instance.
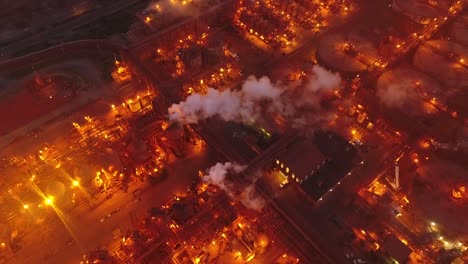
[0,0,467,264]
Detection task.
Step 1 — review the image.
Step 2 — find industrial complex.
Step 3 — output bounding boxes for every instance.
[0,0,467,263]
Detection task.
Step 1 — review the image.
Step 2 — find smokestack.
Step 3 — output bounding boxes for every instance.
[394,162,400,190]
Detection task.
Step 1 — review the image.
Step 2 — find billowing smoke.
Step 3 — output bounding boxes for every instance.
[202,162,246,188]
[239,185,266,211]
[431,127,468,152]
[169,65,341,129]
[376,83,419,109]
[376,68,444,116]
[306,65,341,92]
[168,89,249,124]
[202,162,265,211]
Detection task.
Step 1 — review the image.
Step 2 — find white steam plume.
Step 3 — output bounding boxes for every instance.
[376,68,445,116]
[306,65,341,92]
[376,83,418,109]
[202,162,246,188]
[239,185,266,211]
[202,162,265,211]
[169,65,342,128]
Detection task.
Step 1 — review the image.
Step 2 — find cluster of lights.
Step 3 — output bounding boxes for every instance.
[45,196,54,206]
[185,65,235,95]
[234,1,295,47]
[432,222,467,251]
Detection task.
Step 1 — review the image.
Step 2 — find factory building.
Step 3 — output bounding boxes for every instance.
[178,45,204,75]
[273,132,357,202]
[274,138,327,184]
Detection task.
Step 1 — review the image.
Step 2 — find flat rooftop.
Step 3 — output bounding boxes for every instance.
[276,137,327,180]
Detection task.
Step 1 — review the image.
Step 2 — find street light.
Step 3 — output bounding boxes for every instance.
[72,180,80,187]
[45,196,54,206]
[23,204,29,209]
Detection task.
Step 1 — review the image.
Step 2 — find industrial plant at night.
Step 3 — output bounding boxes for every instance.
[0,0,467,263]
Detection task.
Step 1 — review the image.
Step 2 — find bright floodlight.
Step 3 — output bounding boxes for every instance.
[45,196,54,205]
[72,180,80,187]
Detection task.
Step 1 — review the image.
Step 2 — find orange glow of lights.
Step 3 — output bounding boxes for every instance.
[421,140,430,149]
[45,196,54,205]
[402,196,410,204]
[374,242,380,250]
[72,180,79,187]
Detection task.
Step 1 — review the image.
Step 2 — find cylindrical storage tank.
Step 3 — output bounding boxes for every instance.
[316,33,378,75]
[413,40,468,88]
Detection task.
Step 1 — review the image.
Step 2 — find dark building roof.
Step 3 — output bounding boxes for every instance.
[276,138,327,180]
[301,159,350,201]
[382,235,412,264]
